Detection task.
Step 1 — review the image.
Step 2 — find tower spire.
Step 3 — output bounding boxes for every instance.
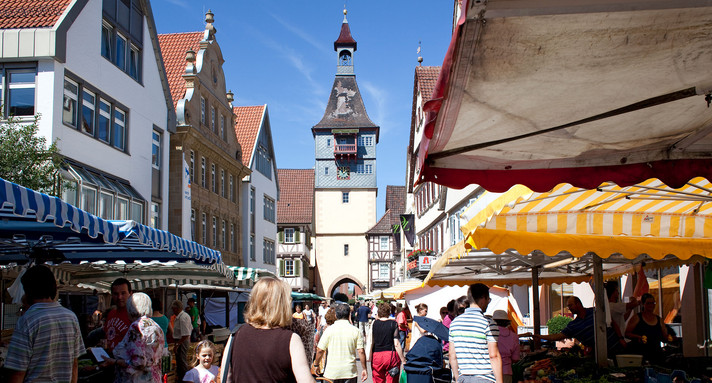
[334,9,357,75]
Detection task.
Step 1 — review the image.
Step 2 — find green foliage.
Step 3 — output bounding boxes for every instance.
[546,314,573,334]
[0,114,63,195]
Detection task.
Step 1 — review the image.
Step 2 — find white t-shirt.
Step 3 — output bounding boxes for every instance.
[303,308,314,322]
[318,305,328,326]
[183,365,219,383]
[174,311,193,340]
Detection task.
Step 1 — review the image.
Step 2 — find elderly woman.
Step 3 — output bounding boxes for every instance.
[105,292,165,383]
[228,277,315,382]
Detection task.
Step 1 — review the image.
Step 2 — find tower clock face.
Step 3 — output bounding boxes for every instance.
[337,166,350,180]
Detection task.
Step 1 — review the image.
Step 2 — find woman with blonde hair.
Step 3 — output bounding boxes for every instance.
[227,277,315,383]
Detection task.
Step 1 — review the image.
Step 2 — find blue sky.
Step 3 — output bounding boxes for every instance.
[152,0,452,216]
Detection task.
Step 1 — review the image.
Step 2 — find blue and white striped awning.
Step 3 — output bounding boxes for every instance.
[0,177,221,265]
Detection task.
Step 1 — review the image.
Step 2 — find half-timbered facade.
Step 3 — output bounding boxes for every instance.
[366,186,405,290]
[276,169,314,292]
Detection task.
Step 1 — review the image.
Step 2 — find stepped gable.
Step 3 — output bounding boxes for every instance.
[0,0,72,28]
[277,169,315,224]
[313,76,378,129]
[233,105,265,164]
[157,31,204,108]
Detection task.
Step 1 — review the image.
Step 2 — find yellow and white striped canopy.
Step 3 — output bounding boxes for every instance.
[463,177,712,260]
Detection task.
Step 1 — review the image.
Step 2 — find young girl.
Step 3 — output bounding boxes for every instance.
[183,340,219,383]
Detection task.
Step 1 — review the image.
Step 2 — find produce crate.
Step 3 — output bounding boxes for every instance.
[644,368,700,383]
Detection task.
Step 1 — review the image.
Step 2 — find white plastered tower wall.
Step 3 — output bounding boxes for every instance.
[314,188,376,295]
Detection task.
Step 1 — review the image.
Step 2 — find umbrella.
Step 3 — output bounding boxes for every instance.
[414,315,449,342]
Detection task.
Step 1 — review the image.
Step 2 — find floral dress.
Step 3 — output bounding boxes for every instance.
[113,315,166,383]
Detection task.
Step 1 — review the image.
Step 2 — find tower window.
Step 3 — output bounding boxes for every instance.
[339,50,352,66]
[342,192,349,203]
[344,244,349,256]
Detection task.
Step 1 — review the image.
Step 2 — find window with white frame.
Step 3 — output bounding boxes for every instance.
[230,223,235,252]
[97,99,111,143]
[221,169,225,197]
[326,138,332,147]
[81,186,97,215]
[151,131,161,170]
[229,175,234,202]
[256,145,272,179]
[81,89,95,135]
[189,151,195,182]
[344,244,349,256]
[191,209,195,241]
[200,157,206,187]
[116,197,128,220]
[285,228,295,243]
[201,213,207,244]
[250,235,255,261]
[212,216,217,247]
[263,195,275,223]
[357,135,373,146]
[150,202,160,228]
[285,259,295,276]
[101,0,143,82]
[380,236,389,250]
[342,192,349,203]
[379,263,390,280]
[65,75,127,150]
[263,238,275,265]
[221,220,226,250]
[211,106,216,132]
[365,164,372,174]
[211,164,216,193]
[99,192,113,220]
[62,78,78,126]
[200,97,206,124]
[324,167,329,175]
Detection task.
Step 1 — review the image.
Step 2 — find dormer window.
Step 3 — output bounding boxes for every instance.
[339,50,352,66]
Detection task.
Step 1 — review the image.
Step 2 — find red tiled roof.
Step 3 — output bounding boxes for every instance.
[367,209,393,235]
[0,0,72,29]
[277,169,314,224]
[233,105,265,164]
[157,31,204,108]
[368,185,406,235]
[416,66,440,100]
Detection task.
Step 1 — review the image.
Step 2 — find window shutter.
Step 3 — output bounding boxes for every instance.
[295,259,301,277]
[279,230,284,243]
[295,228,301,243]
[278,259,284,276]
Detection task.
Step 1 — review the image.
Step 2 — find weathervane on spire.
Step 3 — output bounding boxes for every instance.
[417,41,423,65]
[343,3,348,22]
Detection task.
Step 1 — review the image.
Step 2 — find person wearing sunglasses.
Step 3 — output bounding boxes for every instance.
[625,293,668,364]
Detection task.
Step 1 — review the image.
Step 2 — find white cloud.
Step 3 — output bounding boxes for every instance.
[163,0,190,9]
[361,81,390,131]
[268,12,323,52]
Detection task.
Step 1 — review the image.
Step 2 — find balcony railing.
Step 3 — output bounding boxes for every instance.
[334,144,357,155]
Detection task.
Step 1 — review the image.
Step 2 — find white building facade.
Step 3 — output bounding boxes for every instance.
[0,0,174,228]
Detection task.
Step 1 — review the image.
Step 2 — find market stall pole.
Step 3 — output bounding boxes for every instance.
[592,255,606,367]
[532,266,541,350]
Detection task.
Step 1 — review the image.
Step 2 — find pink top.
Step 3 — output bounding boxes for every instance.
[442,314,453,352]
[496,326,520,375]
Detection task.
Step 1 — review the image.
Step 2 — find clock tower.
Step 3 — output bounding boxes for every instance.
[313,9,379,297]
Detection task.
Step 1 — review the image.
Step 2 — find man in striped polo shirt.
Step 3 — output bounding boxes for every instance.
[449,283,503,383]
[5,265,85,382]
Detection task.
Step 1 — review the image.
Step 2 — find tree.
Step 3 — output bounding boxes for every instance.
[0,114,63,195]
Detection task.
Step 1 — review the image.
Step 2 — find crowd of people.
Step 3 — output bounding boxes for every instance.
[1,267,676,383]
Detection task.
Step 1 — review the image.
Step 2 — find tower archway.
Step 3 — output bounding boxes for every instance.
[327,274,365,301]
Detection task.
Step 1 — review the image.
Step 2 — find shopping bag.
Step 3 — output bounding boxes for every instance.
[399,369,407,383]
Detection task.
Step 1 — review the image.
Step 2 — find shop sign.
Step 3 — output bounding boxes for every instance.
[419,255,435,271]
[373,281,390,288]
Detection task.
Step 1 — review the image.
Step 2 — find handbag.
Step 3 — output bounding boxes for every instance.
[388,365,400,378]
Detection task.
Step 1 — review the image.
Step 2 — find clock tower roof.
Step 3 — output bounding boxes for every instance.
[334,9,357,51]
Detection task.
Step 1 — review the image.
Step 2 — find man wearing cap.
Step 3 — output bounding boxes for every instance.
[449,283,503,383]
